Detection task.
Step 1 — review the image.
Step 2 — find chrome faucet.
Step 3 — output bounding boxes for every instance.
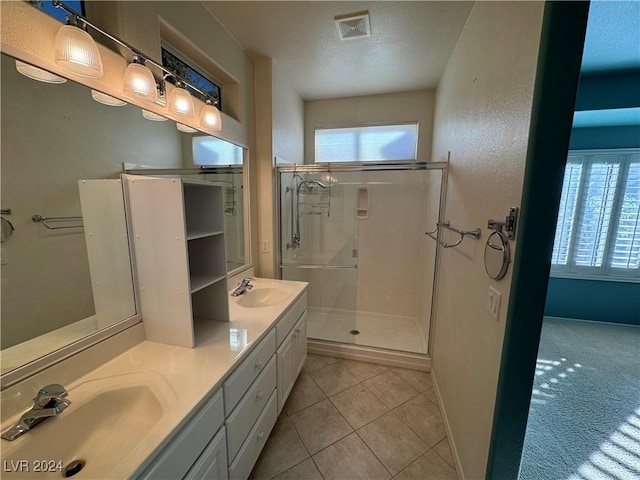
[231,277,254,297]
[1,384,70,441]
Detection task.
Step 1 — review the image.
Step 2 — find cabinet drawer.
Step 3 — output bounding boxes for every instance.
[226,356,277,462]
[275,292,307,346]
[140,389,224,480]
[184,426,228,480]
[224,329,276,415]
[228,390,278,480]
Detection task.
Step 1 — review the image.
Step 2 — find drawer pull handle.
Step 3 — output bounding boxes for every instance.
[255,361,263,370]
[257,431,265,441]
[256,391,264,401]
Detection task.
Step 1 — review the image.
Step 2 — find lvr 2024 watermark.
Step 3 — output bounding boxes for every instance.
[3,460,64,473]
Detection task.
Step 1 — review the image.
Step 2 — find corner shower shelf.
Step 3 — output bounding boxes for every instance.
[124,175,229,348]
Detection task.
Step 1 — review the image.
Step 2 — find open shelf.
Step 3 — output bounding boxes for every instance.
[190,273,227,294]
[124,175,229,348]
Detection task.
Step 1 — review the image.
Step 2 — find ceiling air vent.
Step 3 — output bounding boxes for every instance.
[335,11,371,41]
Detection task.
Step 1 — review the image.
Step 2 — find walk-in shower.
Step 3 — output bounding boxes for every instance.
[278,162,445,358]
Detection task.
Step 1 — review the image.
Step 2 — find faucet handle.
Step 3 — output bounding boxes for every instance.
[34,384,68,408]
[241,277,254,285]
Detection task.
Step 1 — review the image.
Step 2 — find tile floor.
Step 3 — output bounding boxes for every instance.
[250,354,458,480]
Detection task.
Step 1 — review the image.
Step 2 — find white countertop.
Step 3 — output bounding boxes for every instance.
[0,277,307,480]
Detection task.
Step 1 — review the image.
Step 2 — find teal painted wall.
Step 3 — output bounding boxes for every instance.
[545,71,639,325]
[545,277,640,325]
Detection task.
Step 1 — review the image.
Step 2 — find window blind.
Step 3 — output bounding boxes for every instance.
[315,123,418,163]
[551,149,640,280]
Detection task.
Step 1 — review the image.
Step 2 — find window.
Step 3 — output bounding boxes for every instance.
[315,123,418,163]
[192,136,243,166]
[551,149,640,280]
[161,46,222,110]
[29,0,84,23]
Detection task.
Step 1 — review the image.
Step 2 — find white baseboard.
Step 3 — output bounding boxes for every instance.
[431,368,466,480]
[307,339,431,371]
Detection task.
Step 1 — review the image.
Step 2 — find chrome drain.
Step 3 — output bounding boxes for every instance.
[63,460,85,478]
[349,329,360,335]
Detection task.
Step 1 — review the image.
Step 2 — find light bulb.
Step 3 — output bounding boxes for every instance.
[176,123,197,133]
[54,23,103,78]
[15,60,67,84]
[142,110,168,121]
[168,83,194,118]
[199,101,222,132]
[123,58,156,102]
[91,89,126,106]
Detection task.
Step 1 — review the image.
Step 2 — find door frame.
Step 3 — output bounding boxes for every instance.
[486,2,590,478]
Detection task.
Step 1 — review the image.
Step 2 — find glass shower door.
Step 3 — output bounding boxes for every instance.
[280,171,359,343]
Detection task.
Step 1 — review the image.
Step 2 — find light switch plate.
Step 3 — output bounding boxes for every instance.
[487,286,501,320]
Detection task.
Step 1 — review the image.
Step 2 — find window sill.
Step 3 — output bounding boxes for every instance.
[549,272,640,284]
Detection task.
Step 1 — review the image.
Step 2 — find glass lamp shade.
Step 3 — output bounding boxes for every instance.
[91,90,126,107]
[200,102,222,132]
[176,123,197,133]
[142,109,168,121]
[168,85,195,118]
[15,60,67,84]
[123,62,157,102]
[54,25,103,78]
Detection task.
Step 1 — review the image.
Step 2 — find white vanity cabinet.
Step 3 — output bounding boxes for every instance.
[134,289,307,480]
[137,390,226,480]
[275,294,308,414]
[124,175,229,348]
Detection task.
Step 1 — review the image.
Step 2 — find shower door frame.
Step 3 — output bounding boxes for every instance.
[276,161,448,357]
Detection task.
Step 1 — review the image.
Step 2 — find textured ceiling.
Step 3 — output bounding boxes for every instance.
[581,1,640,75]
[202,1,474,100]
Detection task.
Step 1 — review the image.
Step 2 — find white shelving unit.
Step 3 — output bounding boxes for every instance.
[124,174,229,348]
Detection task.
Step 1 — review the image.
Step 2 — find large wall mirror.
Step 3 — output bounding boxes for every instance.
[0,52,250,380]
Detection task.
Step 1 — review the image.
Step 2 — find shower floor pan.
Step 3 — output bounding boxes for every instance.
[306,307,428,354]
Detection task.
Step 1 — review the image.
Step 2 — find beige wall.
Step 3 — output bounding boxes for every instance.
[255,58,304,278]
[304,90,435,164]
[429,2,544,478]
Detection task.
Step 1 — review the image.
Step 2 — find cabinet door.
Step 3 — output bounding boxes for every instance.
[184,426,228,480]
[293,313,307,377]
[276,330,296,414]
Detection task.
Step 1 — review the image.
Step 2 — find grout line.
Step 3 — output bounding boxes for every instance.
[258,355,452,480]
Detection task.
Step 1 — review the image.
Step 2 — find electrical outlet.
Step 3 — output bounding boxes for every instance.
[487,286,501,320]
[261,240,269,253]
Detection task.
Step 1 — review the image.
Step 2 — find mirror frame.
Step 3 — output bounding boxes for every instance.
[484,230,511,280]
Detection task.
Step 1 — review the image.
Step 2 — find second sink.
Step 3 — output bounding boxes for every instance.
[235,287,291,308]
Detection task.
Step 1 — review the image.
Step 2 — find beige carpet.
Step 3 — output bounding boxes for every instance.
[519,317,640,480]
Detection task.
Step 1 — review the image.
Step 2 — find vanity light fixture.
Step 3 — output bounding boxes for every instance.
[176,123,198,133]
[53,15,103,78]
[199,99,222,132]
[142,109,168,121]
[15,60,67,84]
[52,0,222,132]
[91,89,126,107]
[123,56,157,102]
[168,82,195,118]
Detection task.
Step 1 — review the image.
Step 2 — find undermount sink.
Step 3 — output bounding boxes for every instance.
[235,287,291,308]
[1,371,176,479]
